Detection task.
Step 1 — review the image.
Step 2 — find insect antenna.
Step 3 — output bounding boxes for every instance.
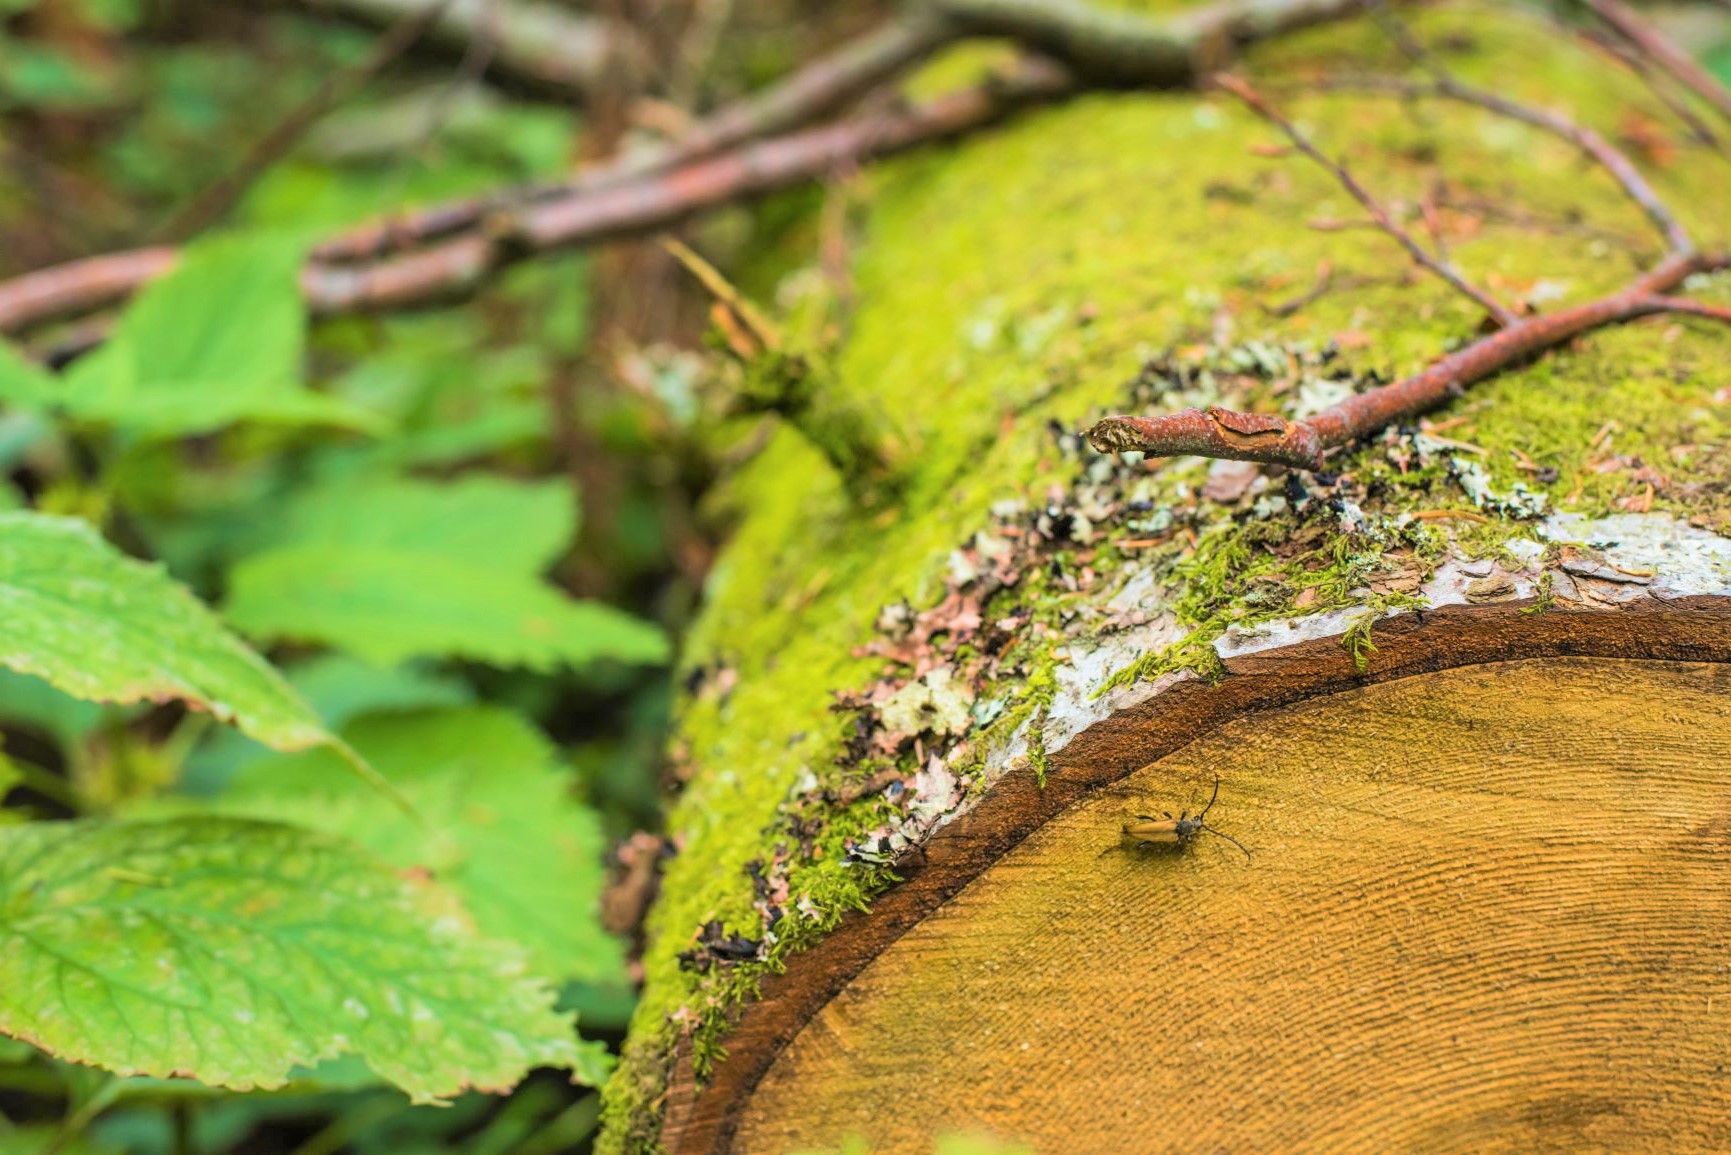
[1197,776,1222,820]
[1201,823,1253,864]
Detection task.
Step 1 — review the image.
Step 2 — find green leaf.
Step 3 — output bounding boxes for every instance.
[226,546,668,669]
[0,752,21,817]
[196,705,624,985]
[0,342,58,409]
[218,458,649,678]
[0,1127,120,1155]
[0,816,605,1102]
[178,656,471,796]
[59,236,380,437]
[263,474,577,576]
[0,512,329,752]
[286,654,473,729]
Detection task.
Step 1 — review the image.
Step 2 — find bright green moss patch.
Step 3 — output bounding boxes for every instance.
[599,4,1730,1148]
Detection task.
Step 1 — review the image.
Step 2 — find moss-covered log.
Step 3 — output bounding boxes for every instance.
[598,2,1731,1151]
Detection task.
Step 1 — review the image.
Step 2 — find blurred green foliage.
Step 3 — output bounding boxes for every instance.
[0,1,702,1149]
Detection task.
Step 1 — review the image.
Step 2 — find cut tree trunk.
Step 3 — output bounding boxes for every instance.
[739,656,1731,1152]
[597,3,1731,1152]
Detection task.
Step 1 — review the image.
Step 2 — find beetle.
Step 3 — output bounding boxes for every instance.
[1121,777,1251,863]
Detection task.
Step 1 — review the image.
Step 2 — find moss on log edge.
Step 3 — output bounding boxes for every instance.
[598,5,1731,1148]
[660,555,1731,1152]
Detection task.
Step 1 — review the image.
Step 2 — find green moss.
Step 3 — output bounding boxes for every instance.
[1524,570,1557,615]
[1019,655,1059,786]
[599,4,1730,1147]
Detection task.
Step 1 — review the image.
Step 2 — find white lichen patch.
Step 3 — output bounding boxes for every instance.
[880,510,1730,853]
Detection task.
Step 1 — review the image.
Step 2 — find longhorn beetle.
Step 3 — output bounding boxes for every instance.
[1122,777,1252,864]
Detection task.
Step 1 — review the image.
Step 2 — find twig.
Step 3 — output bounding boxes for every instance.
[1258,262,1393,316]
[1583,0,1731,125]
[1094,13,1724,470]
[1087,250,1728,468]
[1330,76,1693,256]
[311,0,1366,265]
[0,0,1375,334]
[155,0,456,242]
[1261,260,1334,316]
[1215,72,1518,326]
[0,63,1071,334]
[1433,188,1642,249]
[0,248,179,334]
[311,12,958,263]
[1357,1,1693,255]
[1579,27,1721,150]
[642,12,956,187]
[1646,296,1731,325]
[301,60,1075,314]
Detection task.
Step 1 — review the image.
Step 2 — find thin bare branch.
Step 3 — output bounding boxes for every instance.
[156,0,456,242]
[313,0,1372,266]
[1087,250,1729,468]
[1579,27,1721,150]
[1646,296,1731,325]
[0,249,179,335]
[301,61,1074,315]
[1215,72,1519,326]
[1327,74,1694,257]
[1358,0,1693,256]
[0,63,1071,335]
[0,0,1376,336]
[1583,0,1731,125]
[310,11,958,263]
[646,12,957,184]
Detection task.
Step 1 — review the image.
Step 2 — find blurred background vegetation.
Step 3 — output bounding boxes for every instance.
[0,0,895,1150]
[0,0,1727,1152]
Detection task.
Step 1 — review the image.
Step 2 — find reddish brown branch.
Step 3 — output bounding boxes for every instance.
[301,62,1074,315]
[312,12,958,264]
[0,64,1071,333]
[1647,296,1731,325]
[1096,52,1726,473]
[1215,72,1518,326]
[0,249,180,336]
[0,0,1379,336]
[1087,251,1727,469]
[639,14,958,186]
[1583,0,1731,125]
[312,0,1371,266]
[1425,83,1690,255]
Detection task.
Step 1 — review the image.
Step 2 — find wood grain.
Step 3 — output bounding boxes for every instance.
[661,601,1731,1153]
[735,658,1731,1153]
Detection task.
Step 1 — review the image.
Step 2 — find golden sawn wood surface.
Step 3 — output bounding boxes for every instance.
[737,658,1731,1154]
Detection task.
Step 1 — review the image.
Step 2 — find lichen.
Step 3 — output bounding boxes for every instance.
[598,3,1730,1147]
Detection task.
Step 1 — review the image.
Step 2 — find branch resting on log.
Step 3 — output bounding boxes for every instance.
[0,0,1372,337]
[1214,73,1516,326]
[1086,66,1730,470]
[0,63,1073,333]
[301,60,1076,314]
[1086,251,1726,469]
[1583,0,1731,125]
